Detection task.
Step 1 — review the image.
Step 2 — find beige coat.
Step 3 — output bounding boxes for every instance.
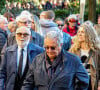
[69,49,100,90]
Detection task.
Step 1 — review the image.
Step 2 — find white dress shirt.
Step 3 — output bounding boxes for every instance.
[17,46,28,74]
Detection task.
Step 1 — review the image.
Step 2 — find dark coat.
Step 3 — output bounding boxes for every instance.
[22,50,89,90]
[0,43,44,90]
[0,28,7,53]
[62,32,71,51]
[30,29,44,47]
[44,1,52,10]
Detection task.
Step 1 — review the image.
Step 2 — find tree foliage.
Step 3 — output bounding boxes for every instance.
[0,0,6,14]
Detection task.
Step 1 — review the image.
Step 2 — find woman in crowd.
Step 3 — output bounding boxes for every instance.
[69,22,100,90]
[30,14,44,47]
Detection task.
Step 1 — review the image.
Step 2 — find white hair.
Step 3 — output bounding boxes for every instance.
[16,26,31,35]
[45,30,63,46]
[0,15,8,24]
[68,14,77,21]
[16,14,31,23]
[21,10,31,16]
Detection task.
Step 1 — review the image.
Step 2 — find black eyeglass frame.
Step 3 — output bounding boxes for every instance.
[16,33,29,37]
[44,46,56,50]
[58,24,64,27]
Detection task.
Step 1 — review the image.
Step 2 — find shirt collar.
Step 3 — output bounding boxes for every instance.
[18,45,28,52]
[45,50,62,69]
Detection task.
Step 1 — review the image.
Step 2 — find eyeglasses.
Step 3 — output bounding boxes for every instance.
[32,22,34,24]
[16,33,29,37]
[58,24,64,27]
[45,46,56,50]
[20,21,31,24]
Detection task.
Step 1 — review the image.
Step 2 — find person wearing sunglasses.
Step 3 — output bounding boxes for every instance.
[55,18,71,51]
[55,18,64,31]
[22,30,89,90]
[1,13,32,57]
[0,26,44,90]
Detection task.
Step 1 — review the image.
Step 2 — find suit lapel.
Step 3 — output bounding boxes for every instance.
[8,45,18,74]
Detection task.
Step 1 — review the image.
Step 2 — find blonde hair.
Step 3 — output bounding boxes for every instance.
[70,22,100,53]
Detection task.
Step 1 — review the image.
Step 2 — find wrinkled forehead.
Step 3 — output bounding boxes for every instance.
[16,27,31,34]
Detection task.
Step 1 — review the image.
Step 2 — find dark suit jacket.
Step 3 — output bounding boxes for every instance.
[0,43,44,90]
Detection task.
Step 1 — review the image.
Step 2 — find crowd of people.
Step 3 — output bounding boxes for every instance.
[0,8,100,90]
[4,0,72,17]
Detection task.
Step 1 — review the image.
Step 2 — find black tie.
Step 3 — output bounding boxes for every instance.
[18,49,24,77]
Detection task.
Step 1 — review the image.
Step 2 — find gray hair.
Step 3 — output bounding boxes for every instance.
[0,15,8,24]
[55,18,64,23]
[68,14,77,21]
[21,10,31,16]
[45,30,63,46]
[16,14,31,23]
[16,26,31,35]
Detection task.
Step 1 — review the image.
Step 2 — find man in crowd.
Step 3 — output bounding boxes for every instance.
[0,27,44,90]
[0,15,8,62]
[55,18,71,51]
[22,30,89,90]
[40,10,71,51]
[39,10,59,37]
[1,14,32,57]
[55,18,64,31]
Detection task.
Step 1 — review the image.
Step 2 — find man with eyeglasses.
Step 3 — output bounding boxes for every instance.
[22,30,89,90]
[0,26,44,90]
[1,14,32,58]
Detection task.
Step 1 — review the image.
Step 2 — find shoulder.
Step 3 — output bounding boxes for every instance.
[63,50,81,64]
[5,44,17,52]
[63,28,67,32]
[28,43,44,52]
[63,32,71,38]
[31,52,45,65]
[8,32,15,38]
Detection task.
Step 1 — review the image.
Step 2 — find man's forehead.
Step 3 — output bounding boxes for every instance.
[44,38,57,45]
[16,29,29,33]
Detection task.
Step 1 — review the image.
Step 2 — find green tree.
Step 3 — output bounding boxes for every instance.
[0,0,6,14]
[88,0,96,23]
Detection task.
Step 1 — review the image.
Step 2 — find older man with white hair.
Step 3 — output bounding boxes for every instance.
[22,30,89,90]
[1,14,32,55]
[0,15,8,56]
[16,14,32,28]
[0,26,44,90]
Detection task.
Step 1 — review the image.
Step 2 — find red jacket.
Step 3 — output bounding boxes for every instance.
[63,26,78,37]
